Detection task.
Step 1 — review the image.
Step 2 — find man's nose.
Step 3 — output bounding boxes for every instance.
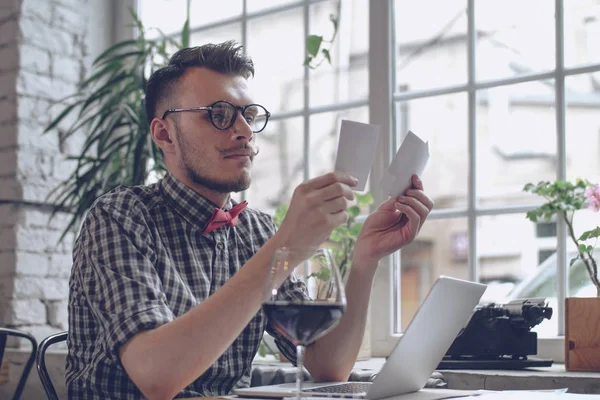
[231,111,254,142]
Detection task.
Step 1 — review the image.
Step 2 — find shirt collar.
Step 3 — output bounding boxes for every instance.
[159,173,234,229]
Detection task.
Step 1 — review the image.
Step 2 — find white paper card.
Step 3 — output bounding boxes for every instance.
[381,130,430,198]
[334,119,381,191]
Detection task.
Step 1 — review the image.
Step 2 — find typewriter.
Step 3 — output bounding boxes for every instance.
[437,298,554,369]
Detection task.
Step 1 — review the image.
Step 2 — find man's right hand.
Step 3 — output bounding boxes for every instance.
[273,172,357,251]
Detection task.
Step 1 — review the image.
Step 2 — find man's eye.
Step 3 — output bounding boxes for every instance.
[245,115,255,123]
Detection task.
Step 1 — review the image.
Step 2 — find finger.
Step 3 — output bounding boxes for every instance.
[303,172,358,191]
[410,174,424,191]
[322,196,352,215]
[404,189,434,211]
[376,197,401,213]
[316,182,355,202]
[396,195,430,227]
[394,201,421,235]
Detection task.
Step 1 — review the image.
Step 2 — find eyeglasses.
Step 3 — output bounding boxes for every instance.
[162,100,271,133]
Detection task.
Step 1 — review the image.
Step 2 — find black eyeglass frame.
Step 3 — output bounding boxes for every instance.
[162,100,272,133]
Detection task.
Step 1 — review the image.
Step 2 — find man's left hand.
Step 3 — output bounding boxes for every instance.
[352,174,434,267]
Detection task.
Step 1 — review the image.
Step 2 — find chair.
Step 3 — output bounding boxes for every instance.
[0,327,38,400]
[36,331,68,400]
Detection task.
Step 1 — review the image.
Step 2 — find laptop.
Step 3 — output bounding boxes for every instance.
[235,276,486,399]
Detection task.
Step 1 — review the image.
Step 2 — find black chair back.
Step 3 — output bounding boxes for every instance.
[36,331,68,400]
[0,327,38,400]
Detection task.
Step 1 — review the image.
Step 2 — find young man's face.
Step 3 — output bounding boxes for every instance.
[167,67,258,194]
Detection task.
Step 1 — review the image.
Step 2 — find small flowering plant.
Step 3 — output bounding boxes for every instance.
[524,179,600,297]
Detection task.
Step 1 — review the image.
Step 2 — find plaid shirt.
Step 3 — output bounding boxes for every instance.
[66,173,303,399]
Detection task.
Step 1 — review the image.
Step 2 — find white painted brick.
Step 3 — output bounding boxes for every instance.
[47,299,68,329]
[17,95,55,129]
[15,251,50,275]
[11,298,45,324]
[13,275,45,298]
[9,324,63,350]
[16,147,53,179]
[41,277,68,300]
[15,225,61,253]
[52,156,76,181]
[0,43,18,70]
[52,56,82,84]
[0,148,17,176]
[21,0,53,26]
[19,43,51,74]
[17,120,60,150]
[16,208,70,231]
[16,69,74,101]
[52,3,87,34]
[19,16,75,57]
[48,253,72,278]
[19,179,55,202]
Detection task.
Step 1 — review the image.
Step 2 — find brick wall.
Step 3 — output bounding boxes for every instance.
[0,0,117,350]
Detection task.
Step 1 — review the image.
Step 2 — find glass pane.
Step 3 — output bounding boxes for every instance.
[247,0,299,14]
[395,93,468,209]
[484,214,558,338]
[189,23,242,47]
[476,81,556,206]
[399,217,469,330]
[565,0,600,68]
[566,74,600,183]
[139,0,188,38]
[308,107,369,180]
[394,0,467,92]
[245,117,304,216]
[475,1,554,81]
[247,8,305,115]
[309,0,369,107]
[190,0,242,26]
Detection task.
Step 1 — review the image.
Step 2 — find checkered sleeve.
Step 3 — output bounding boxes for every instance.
[265,273,310,365]
[74,198,175,363]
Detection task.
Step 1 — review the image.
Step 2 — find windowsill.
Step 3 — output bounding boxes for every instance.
[252,358,600,394]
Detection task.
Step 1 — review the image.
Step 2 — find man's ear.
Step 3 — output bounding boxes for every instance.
[150,117,175,156]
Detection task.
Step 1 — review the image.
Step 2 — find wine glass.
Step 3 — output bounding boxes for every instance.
[262,247,347,399]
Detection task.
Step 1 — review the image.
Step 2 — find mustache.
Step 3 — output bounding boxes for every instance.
[221,144,260,157]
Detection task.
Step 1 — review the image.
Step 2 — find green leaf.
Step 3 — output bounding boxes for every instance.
[578,244,588,253]
[322,48,331,64]
[355,192,374,206]
[579,227,600,241]
[347,205,360,219]
[570,256,579,267]
[181,18,190,48]
[306,35,323,57]
[525,210,538,223]
[92,39,138,66]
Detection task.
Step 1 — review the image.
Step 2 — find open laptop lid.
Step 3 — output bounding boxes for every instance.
[366,276,486,400]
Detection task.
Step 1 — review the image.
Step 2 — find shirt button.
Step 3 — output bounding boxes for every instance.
[217,242,224,250]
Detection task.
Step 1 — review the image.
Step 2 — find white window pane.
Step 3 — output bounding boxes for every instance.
[308,107,369,179]
[483,215,558,338]
[247,8,305,115]
[476,81,556,206]
[139,0,188,38]
[245,117,304,215]
[566,74,600,183]
[394,0,467,92]
[565,0,600,68]
[190,0,242,26]
[247,0,299,14]
[475,0,555,81]
[399,217,469,331]
[189,23,241,47]
[309,0,369,107]
[395,93,468,209]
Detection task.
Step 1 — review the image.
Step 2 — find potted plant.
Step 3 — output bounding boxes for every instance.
[523,179,600,371]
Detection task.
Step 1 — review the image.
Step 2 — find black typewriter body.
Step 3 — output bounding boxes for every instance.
[438,298,554,369]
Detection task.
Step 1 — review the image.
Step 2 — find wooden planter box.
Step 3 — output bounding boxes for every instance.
[565,297,600,371]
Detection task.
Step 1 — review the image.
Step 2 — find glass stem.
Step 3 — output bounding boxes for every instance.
[296,344,305,399]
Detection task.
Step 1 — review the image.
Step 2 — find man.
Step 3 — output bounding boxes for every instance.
[66,41,434,399]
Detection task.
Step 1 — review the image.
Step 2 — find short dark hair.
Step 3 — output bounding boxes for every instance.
[144,40,255,125]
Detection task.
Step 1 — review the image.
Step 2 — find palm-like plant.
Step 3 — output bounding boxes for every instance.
[45,10,190,241]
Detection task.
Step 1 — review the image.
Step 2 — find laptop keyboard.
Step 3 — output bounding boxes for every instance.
[303,382,371,394]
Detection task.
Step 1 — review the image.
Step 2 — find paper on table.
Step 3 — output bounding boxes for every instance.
[380,131,430,198]
[334,119,381,191]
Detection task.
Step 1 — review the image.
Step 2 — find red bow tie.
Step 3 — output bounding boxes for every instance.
[202,201,248,234]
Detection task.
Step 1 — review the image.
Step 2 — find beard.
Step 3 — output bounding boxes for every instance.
[175,124,257,194]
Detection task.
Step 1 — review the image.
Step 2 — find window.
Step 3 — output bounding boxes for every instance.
[137,1,600,360]
[386,0,600,358]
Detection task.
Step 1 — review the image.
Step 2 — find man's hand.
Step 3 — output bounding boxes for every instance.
[273,172,357,251]
[352,174,434,267]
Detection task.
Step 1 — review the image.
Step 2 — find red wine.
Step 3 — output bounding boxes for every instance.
[263,302,345,346]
